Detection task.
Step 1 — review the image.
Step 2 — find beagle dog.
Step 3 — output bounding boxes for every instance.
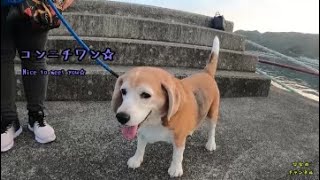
[111,37,220,178]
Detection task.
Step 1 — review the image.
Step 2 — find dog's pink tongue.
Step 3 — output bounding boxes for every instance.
[121,126,138,140]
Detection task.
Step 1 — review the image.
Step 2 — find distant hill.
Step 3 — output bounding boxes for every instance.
[235,30,319,59]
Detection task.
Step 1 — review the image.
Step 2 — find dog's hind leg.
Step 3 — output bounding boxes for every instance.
[205,96,220,151]
[127,135,147,169]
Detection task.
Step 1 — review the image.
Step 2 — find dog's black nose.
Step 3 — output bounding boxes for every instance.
[116,112,130,125]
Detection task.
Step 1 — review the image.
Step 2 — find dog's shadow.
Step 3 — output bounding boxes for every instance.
[98,130,224,180]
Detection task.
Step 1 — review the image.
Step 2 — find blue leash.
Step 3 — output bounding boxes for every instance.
[47,0,119,78]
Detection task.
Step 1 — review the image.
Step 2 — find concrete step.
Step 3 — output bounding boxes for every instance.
[49,13,244,51]
[66,0,234,32]
[16,36,256,72]
[15,64,271,101]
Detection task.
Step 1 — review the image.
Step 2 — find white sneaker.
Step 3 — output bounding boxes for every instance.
[28,121,56,144]
[1,122,23,152]
[28,110,56,144]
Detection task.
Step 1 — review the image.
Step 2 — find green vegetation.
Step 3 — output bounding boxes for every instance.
[235,30,319,59]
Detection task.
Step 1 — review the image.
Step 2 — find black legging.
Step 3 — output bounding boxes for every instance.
[1,6,48,124]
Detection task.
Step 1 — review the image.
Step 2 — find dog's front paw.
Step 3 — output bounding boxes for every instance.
[168,164,183,178]
[205,141,216,151]
[127,156,143,169]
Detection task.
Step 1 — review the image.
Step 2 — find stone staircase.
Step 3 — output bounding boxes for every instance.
[15,0,271,101]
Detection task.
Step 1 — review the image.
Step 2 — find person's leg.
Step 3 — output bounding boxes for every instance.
[14,21,56,144]
[1,6,23,152]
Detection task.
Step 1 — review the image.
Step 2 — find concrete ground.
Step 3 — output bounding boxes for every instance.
[1,87,319,180]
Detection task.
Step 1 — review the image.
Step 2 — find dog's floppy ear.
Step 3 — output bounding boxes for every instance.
[111,76,124,113]
[161,79,181,121]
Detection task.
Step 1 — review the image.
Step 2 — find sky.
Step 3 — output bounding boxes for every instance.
[113,0,319,34]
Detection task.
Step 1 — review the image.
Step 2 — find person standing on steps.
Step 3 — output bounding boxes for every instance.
[1,0,74,152]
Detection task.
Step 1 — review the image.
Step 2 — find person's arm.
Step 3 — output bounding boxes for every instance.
[62,0,74,10]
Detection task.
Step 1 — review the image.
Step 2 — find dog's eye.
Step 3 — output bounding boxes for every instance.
[140,92,151,99]
[121,89,127,95]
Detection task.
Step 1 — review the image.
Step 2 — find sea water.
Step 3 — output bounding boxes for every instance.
[257,56,319,102]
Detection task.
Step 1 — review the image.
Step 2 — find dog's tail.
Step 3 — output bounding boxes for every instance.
[204,36,220,76]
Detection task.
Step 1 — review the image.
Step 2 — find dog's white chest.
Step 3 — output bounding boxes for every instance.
[138,125,172,143]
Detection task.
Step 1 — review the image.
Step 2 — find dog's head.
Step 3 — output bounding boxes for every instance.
[111,67,181,140]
